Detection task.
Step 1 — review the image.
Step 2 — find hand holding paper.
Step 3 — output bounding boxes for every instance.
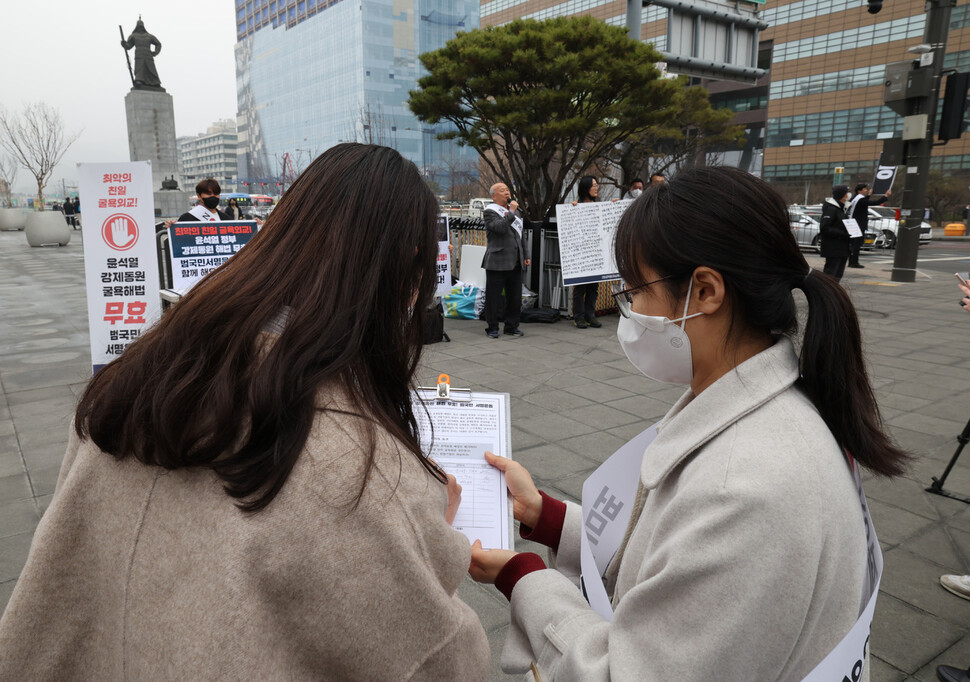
[484,451,542,529]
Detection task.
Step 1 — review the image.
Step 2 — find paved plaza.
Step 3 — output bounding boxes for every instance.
[0,227,969,680]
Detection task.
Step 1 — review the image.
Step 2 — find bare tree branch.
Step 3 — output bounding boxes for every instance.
[0,154,17,208]
[0,102,81,210]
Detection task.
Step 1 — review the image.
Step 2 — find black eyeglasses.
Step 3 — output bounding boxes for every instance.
[611,276,673,318]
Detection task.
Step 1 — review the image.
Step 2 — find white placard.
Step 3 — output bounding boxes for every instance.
[842,218,863,238]
[78,162,161,374]
[556,200,630,286]
[414,390,513,550]
[580,424,657,621]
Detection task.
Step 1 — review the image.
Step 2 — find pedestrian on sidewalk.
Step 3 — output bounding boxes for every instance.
[570,175,603,329]
[0,143,489,681]
[820,184,852,281]
[469,166,908,681]
[846,183,890,268]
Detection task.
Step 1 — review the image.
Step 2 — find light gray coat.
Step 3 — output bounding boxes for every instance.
[502,338,869,681]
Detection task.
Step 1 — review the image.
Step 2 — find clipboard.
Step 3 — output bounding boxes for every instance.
[413,375,515,550]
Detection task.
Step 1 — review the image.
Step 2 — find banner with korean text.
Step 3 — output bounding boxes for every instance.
[167,220,258,292]
[78,162,161,374]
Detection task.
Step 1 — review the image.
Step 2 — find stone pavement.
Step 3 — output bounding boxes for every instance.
[1,227,968,680]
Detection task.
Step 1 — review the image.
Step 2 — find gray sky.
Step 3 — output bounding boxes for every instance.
[1,0,238,195]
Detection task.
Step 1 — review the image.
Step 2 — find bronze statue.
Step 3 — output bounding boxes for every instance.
[120,19,163,90]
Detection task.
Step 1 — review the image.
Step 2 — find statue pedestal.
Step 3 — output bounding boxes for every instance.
[124,89,180,194]
[153,190,194,219]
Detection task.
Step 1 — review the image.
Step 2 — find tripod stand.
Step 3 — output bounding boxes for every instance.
[926,415,970,504]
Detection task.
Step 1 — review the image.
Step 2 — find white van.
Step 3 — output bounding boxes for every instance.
[467,197,491,219]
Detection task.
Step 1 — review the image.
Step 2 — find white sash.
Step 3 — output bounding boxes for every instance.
[580,434,883,679]
[846,194,864,220]
[486,202,523,237]
[188,204,218,221]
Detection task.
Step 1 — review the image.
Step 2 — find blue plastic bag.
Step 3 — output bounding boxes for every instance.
[443,284,484,319]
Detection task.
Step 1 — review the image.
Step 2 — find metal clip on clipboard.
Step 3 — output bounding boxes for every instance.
[417,374,472,402]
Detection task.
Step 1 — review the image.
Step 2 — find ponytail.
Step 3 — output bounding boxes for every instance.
[798,270,908,476]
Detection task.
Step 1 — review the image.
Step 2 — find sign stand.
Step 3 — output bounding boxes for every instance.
[926,417,970,504]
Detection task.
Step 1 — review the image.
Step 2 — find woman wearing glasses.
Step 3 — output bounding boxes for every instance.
[471,166,906,680]
[0,144,489,680]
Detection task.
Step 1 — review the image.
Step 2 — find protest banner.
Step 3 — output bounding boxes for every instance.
[556,200,631,285]
[78,161,161,374]
[871,164,898,196]
[167,220,258,292]
[436,215,452,296]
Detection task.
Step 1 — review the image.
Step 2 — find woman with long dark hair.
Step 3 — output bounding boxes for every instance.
[470,166,906,680]
[570,175,603,328]
[0,144,489,680]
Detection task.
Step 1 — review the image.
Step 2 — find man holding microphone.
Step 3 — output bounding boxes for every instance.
[482,182,530,338]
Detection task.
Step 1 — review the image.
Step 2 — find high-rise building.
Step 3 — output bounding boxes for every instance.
[176,119,239,192]
[759,0,970,201]
[234,0,480,194]
[482,0,970,203]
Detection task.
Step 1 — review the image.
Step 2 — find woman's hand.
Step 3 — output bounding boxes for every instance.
[484,451,542,528]
[469,539,518,584]
[445,473,462,526]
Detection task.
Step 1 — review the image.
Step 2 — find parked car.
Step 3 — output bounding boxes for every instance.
[790,205,879,252]
[866,206,932,248]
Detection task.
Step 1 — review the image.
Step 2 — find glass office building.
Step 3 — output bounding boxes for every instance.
[235,0,480,192]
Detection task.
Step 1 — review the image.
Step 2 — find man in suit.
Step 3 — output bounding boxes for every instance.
[482,182,530,338]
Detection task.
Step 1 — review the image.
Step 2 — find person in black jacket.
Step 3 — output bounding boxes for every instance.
[846,183,891,267]
[820,185,851,282]
[570,176,603,329]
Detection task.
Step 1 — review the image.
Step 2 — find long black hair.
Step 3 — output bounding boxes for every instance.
[577,176,598,203]
[76,143,442,510]
[614,166,907,477]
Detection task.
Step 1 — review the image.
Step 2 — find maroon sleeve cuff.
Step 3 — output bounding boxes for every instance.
[495,552,547,601]
[519,491,566,552]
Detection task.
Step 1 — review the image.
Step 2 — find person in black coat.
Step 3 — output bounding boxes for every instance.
[570,176,603,329]
[820,185,851,282]
[846,183,891,267]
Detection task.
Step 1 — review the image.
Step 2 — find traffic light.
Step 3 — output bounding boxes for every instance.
[939,72,970,141]
[867,0,882,13]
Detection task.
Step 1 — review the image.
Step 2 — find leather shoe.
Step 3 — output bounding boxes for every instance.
[586,317,602,328]
[848,263,864,268]
[574,317,588,329]
[504,328,524,337]
[486,329,499,339]
[936,665,970,682]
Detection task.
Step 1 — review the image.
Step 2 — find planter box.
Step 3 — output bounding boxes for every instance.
[25,211,71,247]
[0,208,26,231]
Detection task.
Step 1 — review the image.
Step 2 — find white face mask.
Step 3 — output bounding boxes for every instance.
[616,279,703,384]
[629,188,642,199]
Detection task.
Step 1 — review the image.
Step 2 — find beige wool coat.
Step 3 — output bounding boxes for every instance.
[0,390,489,680]
[502,338,870,681]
